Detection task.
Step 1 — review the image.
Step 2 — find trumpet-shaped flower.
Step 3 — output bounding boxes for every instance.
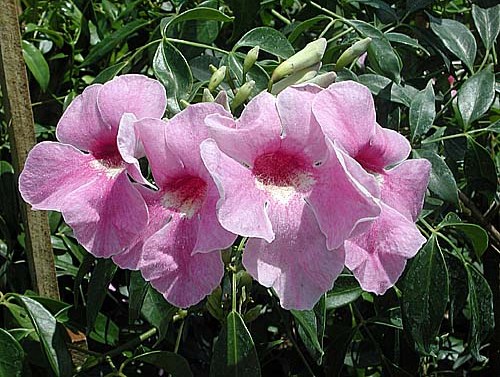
[114,103,237,308]
[201,85,381,309]
[313,81,431,294]
[19,75,166,258]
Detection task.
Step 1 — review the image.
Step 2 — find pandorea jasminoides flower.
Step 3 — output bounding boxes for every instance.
[19,75,166,258]
[313,80,431,294]
[115,103,237,308]
[201,85,381,310]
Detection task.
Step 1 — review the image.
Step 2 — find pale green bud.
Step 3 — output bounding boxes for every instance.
[208,64,218,74]
[208,66,227,92]
[202,88,215,102]
[243,46,260,74]
[231,80,255,111]
[305,71,337,88]
[335,37,372,71]
[271,38,327,83]
[179,99,190,109]
[271,63,320,94]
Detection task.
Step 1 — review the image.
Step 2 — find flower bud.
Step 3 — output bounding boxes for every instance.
[202,88,215,102]
[208,65,227,92]
[231,80,255,110]
[306,71,337,88]
[214,90,230,111]
[271,38,327,83]
[271,63,320,94]
[335,37,372,71]
[243,46,260,74]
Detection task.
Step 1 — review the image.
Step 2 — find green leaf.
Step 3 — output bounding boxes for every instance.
[464,138,497,195]
[466,265,494,361]
[413,149,458,205]
[386,32,430,55]
[443,253,468,331]
[128,271,149,323]
[472,4,500,51]
[357,74,417,107]
[486,119,500,133]
[410,80,435,141]
[210,311,261,377]
[438,213,489,259]
[92,61,128,84]
[349,20,401,82]
[401,236,449,356]
[141,286,177,342]
[89,312,119,346]
[457,68,495,127]
[82,19,149,66]
[22,40,50,91]
[225,52,269,93]
[16,295,72,377]
[153,40,193,116]
[235,27,294,59]
[86,258,117,334]
[0,328,24,377]
[163,7,233,33]
[428,15,477,72]
[288,15,331,43]
[326,274,363,309]
[127,351,193,376]
[291,308,324,359]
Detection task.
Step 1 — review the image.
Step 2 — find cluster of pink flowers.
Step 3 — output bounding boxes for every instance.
[19,74,430,310]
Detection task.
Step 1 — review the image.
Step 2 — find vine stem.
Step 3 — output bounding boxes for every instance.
[166,38,229,55]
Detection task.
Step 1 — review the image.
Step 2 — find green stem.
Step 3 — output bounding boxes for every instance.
[307,0,346,21]
[166,37,229,55]
[232,270,237,313]
[174,320,185,353]
[270,9,291,25]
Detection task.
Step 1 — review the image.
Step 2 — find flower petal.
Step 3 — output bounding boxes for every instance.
[97,74,166,129]
[62,171,148,258]
[56,84,115,153]
[381,159,431,221]
[277,84,327,163]
[345,203,426,294]
[313,80,376,157]
[19,142,98,211]
[243,196,344,310]
[307,140,380,250]
[356,126,411,172]
[205,91,281,166]
[139,215,224,308]
[200,139,274,242]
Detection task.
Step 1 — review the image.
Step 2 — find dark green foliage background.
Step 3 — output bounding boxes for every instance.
[0,0,499,376]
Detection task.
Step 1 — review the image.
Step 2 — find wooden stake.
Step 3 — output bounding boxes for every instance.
[0,0,60,299]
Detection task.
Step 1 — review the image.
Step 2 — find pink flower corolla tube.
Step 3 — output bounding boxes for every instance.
[200,84,381,310]
[313,80,431,294]
[19,74,166,258]
[114,103,237,308]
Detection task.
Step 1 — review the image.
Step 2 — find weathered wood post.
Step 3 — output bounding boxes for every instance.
[0,0,60,299]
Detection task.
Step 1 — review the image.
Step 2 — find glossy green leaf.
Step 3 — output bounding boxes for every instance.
[17,295,72,377]
[89,312,119,346]
[22,40,50,91]
[413,149,458,204]
[464,138,497,195]
[438,213,489,259]
[128,271,149,323]
[210,311,261,377]
[141,286,177,342]
[466,265,494,361]
[410,80,435,141]
[357,74,417,107]
[86,258,117,334]
[429,15,476,72]
[472,4,500,51]
[82,19,149,66]
[92,61,129,84]
[457,68,495,127]
[0,328,24,377]
[291,308,324,359]
[128,351,193,376]
[401,236,449,356]
[326,274,363,309]
[288,15,331,43]
[163,7,233,33]
[349,20,401,82]
[153,40,193,116]
[443,253,468,331]
[386,32,430,55]
[235,27,294,59]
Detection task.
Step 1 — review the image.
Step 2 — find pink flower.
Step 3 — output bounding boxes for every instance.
[19,74,166,258]
[201,85,381,310]
[114,103,237,308]
[313,80,431,294]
